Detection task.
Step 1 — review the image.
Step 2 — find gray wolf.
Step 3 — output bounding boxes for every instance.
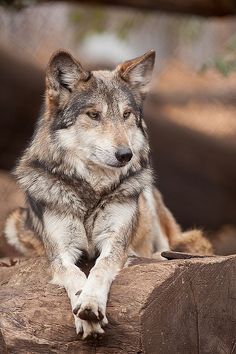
[4,50,212,338]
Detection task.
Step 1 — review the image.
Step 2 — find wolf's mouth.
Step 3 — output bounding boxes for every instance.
[106,161,130,168]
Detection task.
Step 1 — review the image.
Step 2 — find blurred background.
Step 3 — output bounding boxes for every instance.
[1,0,236,255]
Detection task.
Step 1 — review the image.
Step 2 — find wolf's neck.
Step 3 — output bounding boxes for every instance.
[72,154,127,192]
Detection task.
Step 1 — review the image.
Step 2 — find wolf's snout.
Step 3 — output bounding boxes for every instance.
[115,147,133,164]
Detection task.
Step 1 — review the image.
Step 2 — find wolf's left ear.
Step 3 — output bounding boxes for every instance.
[46,50,90,103]
[117,50,155,96]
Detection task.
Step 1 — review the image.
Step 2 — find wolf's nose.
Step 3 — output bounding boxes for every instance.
[115,147,133,163]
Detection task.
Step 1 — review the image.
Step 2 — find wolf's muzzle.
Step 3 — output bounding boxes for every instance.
[115,147,133,164]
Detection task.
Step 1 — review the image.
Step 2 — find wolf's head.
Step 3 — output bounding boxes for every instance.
[44,50,155,170]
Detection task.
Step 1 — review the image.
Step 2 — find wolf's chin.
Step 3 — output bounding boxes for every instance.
[91,157,130,170]
[106,162,129,168]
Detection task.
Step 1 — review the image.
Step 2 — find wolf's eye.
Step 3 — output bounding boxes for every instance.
[86,111,100,121]
[123,110,131,120]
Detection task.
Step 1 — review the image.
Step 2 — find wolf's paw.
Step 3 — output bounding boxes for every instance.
[73,293,108,339]
[82,320,105,340]
[73,294,106,323]
[74,315,83,335]
[74,315,105,339]
[78,304,105,322]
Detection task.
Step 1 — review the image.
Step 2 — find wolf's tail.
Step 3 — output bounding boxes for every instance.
[171,229,213,255]
[4,207,44,257]
[153,189,213,255]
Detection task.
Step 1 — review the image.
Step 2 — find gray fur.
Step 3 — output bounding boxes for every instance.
[14,49,156,338]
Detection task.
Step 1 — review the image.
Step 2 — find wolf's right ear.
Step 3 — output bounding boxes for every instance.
[46,50,90,104]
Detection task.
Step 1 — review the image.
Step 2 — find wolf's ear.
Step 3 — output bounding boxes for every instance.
[117,50,155,96]
[46,50,90,103]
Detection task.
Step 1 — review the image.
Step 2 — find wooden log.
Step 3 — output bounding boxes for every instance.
[0,255,235,353]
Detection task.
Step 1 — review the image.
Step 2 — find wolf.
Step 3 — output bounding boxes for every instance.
[4,49,212,338]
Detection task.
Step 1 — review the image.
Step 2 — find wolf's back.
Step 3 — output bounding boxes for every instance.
[4,207,44,257]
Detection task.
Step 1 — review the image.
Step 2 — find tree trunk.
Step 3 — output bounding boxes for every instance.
[39,0,236,17]
[0,255,235,353]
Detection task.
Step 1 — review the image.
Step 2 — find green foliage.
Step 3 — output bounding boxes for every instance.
[201,33,236,76]
[69,6,145,42]
[69,7,205,47]
[214,57,236,76]
[70,7,107,41]
[225,34,236,51]
[178,17,203,44]
[0,0,33,9]
[116,14,144,40]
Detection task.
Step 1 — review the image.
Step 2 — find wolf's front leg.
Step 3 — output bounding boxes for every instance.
[52,258,105,337]
[73,201,138,338]
[73,249,125,331]
[51,259,87,334]
[43,211,104,336]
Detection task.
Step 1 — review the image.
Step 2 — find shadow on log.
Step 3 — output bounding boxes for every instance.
[0,255,236,353]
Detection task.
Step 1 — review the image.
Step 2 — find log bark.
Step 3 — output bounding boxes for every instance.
[0,255,236,353]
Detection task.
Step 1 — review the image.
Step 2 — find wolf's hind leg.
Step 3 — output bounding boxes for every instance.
[151,218,170,260]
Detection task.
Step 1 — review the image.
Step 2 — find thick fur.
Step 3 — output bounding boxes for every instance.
[4,50,212,338]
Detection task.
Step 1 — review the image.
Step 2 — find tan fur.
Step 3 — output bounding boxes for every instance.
[4,50,213,338]
[132,188,213,257]
[153,188,182,245]
[5,208,44,257]
[171,230,213,254]
[153,189,212,254]
[7,186,213,258]
[131,192,154,257]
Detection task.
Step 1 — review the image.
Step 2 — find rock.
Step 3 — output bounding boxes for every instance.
[0,255,235,353]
